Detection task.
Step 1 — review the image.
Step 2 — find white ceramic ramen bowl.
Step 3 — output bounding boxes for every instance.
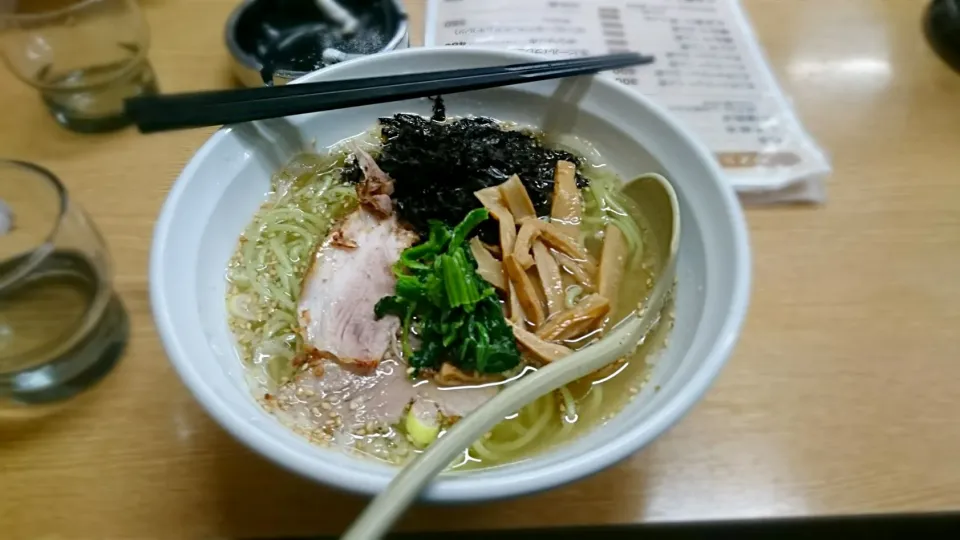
[150,47,751,502]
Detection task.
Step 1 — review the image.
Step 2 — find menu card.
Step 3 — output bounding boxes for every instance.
[425,0,830,203]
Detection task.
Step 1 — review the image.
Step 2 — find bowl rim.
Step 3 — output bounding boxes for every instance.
[150,46,751,502]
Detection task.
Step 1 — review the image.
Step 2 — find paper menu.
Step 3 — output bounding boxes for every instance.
[424,0,830,202]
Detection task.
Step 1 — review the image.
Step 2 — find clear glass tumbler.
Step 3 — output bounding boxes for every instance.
[0,160,127,406]
[0,0,159,133]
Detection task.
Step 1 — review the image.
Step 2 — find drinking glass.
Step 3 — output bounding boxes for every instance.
[0,0,159,133]
[0,160,127,406]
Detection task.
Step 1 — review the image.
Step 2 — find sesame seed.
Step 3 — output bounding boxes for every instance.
[321,402,332,411]
[303,389,315,397]
[311,407,321,416]
[349,401,360,411]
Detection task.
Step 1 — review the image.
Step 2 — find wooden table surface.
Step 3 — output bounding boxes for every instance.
[3,0,960,537]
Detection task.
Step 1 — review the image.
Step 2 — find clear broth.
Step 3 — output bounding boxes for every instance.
[226,128,672,470]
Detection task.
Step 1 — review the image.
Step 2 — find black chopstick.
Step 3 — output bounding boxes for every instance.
[125,53,655,133]
[142,53,646,108]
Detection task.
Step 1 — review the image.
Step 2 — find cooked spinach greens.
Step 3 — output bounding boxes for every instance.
[374,208,521,375]
[345,113,586,241]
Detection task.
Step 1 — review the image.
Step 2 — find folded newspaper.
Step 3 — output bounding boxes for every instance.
[424,0,830,203]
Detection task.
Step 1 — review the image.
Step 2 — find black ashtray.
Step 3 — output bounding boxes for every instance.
[225,0,408,87]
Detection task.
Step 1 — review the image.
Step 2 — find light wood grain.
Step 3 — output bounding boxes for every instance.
[2,0,960,538]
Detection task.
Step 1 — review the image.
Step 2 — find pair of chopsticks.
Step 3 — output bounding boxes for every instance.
[124,52,654,133]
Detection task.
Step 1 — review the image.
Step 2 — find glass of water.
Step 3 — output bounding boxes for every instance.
[0,0,158,133]
[0,160,127,406]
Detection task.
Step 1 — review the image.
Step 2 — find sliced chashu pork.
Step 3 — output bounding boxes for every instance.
[296,215,495,424]
[295,148,496,424]
[277,358,496,432]
[298,146,415,372]
[298,207,417,372]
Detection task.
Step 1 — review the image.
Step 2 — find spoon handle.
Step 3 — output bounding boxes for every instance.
[341,315,647,540]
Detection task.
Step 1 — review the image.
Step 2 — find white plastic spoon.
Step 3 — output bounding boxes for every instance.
[343,173,680,540]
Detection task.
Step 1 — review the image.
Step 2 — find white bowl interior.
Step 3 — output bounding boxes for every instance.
[151,48,750,502]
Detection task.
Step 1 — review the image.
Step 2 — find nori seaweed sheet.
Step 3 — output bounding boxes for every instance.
[344,113,587,241]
